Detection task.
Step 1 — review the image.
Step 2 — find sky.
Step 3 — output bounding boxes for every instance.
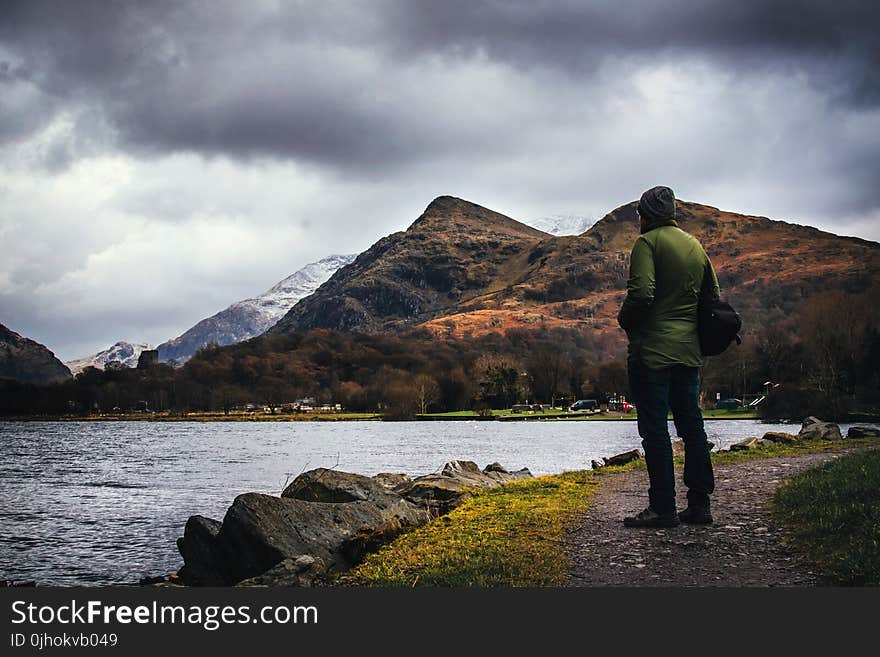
[1,0,879,361]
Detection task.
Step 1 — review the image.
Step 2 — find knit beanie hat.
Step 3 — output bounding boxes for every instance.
[637,186,676,224]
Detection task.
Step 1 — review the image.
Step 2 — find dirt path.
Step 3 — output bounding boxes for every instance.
[565,448,867,586]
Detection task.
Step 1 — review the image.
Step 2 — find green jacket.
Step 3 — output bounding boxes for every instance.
[617,218,720,369]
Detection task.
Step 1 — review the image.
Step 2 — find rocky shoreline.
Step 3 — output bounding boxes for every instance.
[165,460,531,587]
[587,416,879,470]
[145,417,878,588]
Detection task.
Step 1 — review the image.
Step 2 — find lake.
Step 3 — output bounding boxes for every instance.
[0,419,868,586]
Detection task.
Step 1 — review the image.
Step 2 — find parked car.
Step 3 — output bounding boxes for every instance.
[571,399,599,411]
[717,398,743,410]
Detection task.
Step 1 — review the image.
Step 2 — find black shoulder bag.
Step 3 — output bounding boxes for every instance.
[698,295,742,356]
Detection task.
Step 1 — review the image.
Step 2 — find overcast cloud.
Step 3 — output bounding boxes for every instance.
[1,1,878,360]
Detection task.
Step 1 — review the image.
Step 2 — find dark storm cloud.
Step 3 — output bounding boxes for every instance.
[388,0,880,101]
[1,0,877,168]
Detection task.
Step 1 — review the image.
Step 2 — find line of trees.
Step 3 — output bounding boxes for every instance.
[2,289,877,420]
[703,290,880,420]
[0,326,628,418]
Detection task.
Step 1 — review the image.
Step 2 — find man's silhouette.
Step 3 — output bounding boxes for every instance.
[618,186,719,527]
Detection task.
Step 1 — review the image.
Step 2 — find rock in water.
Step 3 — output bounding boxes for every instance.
[176,516,224,586]
[847,426,880,439]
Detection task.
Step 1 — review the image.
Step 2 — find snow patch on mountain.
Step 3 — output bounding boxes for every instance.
[66,341,151,375]
[525,215,594,236]
[157,254,356,364]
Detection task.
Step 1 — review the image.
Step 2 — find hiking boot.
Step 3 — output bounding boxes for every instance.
[678,506,713,524]
[623,507,680,528]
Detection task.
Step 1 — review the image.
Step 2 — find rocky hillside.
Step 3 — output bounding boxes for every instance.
[0,323,71,384]
[158,254,356,364]
[270,196,880,345]
[270,196,552,334]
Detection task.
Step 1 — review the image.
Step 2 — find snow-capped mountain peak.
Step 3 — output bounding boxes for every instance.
[524,214,594,236]
[66,341,151,376]
[156,254,357,364]
[236,254,357,323]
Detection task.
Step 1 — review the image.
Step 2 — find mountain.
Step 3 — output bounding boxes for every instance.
[525,214,594,235]
[66,341,151,376]
[269,196,880,344]
[157,254,356,364]
[269,196,551,335]
[0,323,71,384]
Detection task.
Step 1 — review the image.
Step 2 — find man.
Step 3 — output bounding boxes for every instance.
[617,186,720,528]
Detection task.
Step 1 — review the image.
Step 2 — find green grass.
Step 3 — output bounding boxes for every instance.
[425,409,510,417]
[709,438,879,466]
[701,408,759,419]
[772,448,880,585]
[334,471,599,587]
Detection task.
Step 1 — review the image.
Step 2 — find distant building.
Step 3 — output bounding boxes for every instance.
[137,349,159,369]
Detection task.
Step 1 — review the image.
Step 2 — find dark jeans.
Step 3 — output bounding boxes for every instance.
[627,359,715,514]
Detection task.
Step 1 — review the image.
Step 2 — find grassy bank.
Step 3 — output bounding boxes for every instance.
[772,448,880,585]
[335,470,600,586]
[337,438,879,587]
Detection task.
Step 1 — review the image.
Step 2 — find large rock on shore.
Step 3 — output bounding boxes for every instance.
[177,460,529,586]
[282,467,404,504]
[176,516,224,586]
[215,489,427,584]
[730,437,762,451]
[798,417,842,441]
[603,449,643,467]
[591,449,643,469]
[396,460,532,514]
[236,555,326,588]
[762,431,799,444]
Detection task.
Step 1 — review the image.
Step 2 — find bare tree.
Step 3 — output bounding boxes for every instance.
[413,374,441,415]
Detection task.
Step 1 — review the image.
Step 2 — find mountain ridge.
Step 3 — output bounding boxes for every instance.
[269,195,880,346]
[157,253,357,364]
[0,323,72,384]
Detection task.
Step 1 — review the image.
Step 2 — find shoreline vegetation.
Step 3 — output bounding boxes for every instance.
[2,408,765,422]
[338,435,880,587]
[772,448,880,585]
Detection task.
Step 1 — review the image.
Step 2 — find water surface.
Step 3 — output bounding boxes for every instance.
[0,419,866,586]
